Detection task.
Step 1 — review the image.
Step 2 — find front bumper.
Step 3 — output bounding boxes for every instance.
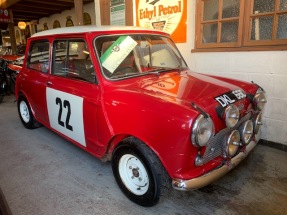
[172,140,257,191]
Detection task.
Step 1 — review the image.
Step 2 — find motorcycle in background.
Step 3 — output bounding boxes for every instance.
[0,69,7,103]
[0,45,25,103]
[0,58,22,103]
[7,63,21,94]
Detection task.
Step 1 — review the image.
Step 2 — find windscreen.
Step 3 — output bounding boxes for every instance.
[94,34,188,80]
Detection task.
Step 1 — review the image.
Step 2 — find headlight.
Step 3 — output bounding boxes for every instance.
[192,115,214,147]
[239,120,254,145]
[253,112,263,134]
[253,88,267,110]
[226,130,240,157]
[224,105,239,128]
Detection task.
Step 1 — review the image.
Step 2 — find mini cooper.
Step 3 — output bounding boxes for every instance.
[15,26,266,207]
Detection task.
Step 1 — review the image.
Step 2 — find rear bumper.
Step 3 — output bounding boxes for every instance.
[172,140,257,191]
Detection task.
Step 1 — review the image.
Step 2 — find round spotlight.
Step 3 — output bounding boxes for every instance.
[254,112,263,134]
[253,89,267,111]
[224,105,240,128]
[226,130,240,157]
[240,120,254,145]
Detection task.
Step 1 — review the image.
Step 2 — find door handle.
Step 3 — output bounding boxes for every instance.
[46,81,52,86]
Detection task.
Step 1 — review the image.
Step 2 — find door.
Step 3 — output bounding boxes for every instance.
[46,39,100,150]
[24,40,50,124]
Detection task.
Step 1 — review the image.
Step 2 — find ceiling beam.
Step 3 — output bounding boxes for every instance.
[13,2,73,10]
[1,0,94,25]
[24,0,74,7]
[11,4,64,12]
[12,9,51,15]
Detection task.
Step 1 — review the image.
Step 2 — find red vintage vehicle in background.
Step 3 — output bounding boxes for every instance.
[15,26,267,206]
[7,60,23,94]
[0,44,25,72]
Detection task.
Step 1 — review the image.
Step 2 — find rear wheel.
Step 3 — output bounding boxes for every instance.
[112,137,170,207]
[17,96,41,129]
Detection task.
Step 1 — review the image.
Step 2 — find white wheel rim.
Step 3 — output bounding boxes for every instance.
[20,101,30,123]
[118,154,149,195]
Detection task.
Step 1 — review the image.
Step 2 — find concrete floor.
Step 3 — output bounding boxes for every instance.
[0,95,287,215]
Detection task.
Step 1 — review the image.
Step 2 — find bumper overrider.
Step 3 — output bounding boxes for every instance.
[172,140,257,190]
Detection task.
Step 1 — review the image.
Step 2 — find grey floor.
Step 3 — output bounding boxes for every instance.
[0,95,287,215]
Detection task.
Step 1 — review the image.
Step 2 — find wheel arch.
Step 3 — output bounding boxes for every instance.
[104,135,171,179]
[110,135,172,206]
[17,91,37,119]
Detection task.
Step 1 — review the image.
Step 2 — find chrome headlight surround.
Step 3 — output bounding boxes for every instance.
[253,112,263,134]
[224,105,240,128]
[239,120,254,145]
[192,114,214,147]
[253,88,267,111]
[226,130,240,157]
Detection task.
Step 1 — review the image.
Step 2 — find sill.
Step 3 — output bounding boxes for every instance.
[191,45,287,53]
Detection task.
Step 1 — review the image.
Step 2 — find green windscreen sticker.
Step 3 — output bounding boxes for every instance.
[100,36,137,73]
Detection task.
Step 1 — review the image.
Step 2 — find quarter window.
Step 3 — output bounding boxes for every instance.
[27,40,50,73]
[195,0,287,50]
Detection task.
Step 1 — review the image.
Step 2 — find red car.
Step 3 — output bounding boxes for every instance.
[15,26,266,206]
[0,44,26,72]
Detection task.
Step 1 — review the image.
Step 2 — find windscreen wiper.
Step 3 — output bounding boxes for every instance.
[146,67,184,76]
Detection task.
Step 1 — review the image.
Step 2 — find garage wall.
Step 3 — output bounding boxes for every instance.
[176,0,287,145]
[37,2,96,31]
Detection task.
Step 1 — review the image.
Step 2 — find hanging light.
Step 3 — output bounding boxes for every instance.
[18,22,26,30]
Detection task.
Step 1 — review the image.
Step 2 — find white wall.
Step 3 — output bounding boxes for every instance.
[177,0,287,145]
[37,2,96,31]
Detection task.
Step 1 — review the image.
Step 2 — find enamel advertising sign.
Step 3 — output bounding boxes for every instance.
[135,0,187,43]
[0,9,11,23]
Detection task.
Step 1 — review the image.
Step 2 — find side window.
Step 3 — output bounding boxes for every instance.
[27,40,50,73]
[52,39,95,83]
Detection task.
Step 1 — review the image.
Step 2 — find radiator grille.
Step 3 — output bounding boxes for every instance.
[200,113,251,165]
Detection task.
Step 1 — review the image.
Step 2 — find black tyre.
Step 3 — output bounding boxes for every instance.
[17,96,41,129]
[112,137,170,207]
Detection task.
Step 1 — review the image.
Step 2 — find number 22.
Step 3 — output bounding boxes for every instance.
[56,97,73,131]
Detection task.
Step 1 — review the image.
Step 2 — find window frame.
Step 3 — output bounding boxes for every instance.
[194,0,287,52]
[243,0,287,46]
[52,38,96,83]
[26,39,50,73]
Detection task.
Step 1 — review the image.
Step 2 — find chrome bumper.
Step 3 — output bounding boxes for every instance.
[172,141,257,191]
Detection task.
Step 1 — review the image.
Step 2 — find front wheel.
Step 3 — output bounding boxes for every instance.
[17,96,41,129]
[112,138,170,207]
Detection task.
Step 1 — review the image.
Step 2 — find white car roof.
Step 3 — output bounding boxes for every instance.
[31,25,163,38]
